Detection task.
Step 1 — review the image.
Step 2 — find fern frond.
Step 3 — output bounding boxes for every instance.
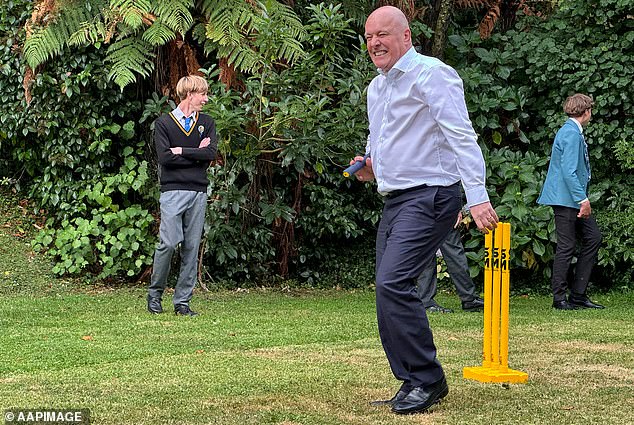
[153,0,194,35]
[199,0,305,74]
[106,36,155,89]
[199,0,252,19]
[335,0,371,26]
[141,20,176,46]
[24,6,98,68]
[262,0,306,64]
[69,20,107,46]
[110,0,152,30]
[202,0,261,69]
[205,19,264,73]
[223,43,263,73]
[274,37,304,65]
[203,2,255,43]
[24,29,65,69]
[205,15,245,46]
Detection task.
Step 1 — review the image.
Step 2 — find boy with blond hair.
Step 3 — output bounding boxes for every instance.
[147,75,217,316]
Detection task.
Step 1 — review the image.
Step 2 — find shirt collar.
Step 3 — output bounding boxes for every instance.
[378,46,418,77]
[570,117,584,134]
[173,107,196,122]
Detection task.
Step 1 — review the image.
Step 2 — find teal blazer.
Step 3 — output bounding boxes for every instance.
[537,119,590,209]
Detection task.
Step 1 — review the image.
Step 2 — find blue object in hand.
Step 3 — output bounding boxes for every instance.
[343,153,370,178]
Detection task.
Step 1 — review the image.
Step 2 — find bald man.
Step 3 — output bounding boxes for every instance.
[351,6,498,414]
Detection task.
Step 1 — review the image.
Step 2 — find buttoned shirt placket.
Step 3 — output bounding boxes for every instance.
[375,69,399,189]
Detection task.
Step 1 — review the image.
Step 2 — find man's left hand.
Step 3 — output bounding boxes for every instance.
[469,202,498,233]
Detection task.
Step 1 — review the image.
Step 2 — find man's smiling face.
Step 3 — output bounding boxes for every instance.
[364,8,411,72]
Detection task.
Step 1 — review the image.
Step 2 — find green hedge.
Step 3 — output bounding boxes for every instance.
[0,0,157,279]
[1,1,632,290]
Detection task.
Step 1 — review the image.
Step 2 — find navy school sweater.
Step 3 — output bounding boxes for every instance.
[154,111,218,193]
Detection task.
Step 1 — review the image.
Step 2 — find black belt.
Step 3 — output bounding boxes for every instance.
[385,182,460,199]
[385,184,428,199]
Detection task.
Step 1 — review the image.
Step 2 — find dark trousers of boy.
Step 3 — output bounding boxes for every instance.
[551,205,601,301]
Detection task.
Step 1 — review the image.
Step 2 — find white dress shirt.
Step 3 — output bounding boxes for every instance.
[366,47,489,207]
[172,107,196,128]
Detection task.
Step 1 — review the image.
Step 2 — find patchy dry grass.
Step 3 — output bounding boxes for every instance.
[0,289,632,424]
[1,191,633,424]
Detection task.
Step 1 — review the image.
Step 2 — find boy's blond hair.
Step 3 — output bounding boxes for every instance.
[563,93,594,118]
[176,75,208,101]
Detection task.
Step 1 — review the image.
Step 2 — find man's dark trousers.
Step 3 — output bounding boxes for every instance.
[375,183,461,390]
[551,205,602,301]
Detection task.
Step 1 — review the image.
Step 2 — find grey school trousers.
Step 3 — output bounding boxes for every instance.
[416,226,479,306]
[148,190,207,306]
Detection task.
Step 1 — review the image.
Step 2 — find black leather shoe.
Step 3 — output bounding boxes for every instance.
[369,389,408,407]
[174,304,199,317]
[426,303,453,313]
[552,300,579,310]
[462,297,485,312]
[569,294,605,309]
[392,376,449,415]
[147,296,163,314]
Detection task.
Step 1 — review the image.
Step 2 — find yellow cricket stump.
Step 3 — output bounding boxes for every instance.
[463,222,528,384]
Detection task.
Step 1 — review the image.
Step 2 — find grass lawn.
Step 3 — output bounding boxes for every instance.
[1,193,633,424]
[1,287,632,425]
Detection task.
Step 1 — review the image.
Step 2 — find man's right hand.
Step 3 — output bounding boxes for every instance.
[351,156,374,182]
[199,137,210,148]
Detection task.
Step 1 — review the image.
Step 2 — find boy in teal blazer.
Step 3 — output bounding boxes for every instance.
[538,93,604,310]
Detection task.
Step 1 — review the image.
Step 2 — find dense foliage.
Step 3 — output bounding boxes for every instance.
[1,0,632,290]
[448,0,634,288]
[1,0,157,279]
[198,4,381,284]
